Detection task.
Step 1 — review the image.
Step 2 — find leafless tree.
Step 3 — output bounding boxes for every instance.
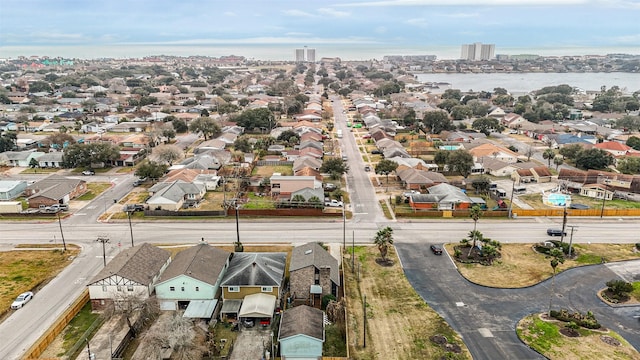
[525,145,535,161]
[145,311,204,360]
[154,144,184,166]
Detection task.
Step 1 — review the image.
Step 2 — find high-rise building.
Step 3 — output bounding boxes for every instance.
[306,48,316,63]
[295,46,316,62]
[461,43,495,61]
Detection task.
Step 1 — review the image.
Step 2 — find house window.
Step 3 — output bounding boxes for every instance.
[181,287,185,292]
[170,286,175,292]
[116,286,122,291]
[127,285,134,292]
[229,286,240,292]
[261,286,273,293]
[195,287,200,292]
[272,183,280,189]
[102,286,107,292]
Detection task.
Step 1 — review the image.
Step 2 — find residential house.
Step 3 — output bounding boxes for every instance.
[110,122,149,133]
[0,180,27,200]
[468,143,518,164]
[87,243,171,311]
[580,184,614,201]
[146,180,206,210]
[293,157,322,173]
[278,305,325,360]
[396,168,448,190]
[531,166,553,183]
[410,183,472,210]
[479,157,520,177]
[25,175,87,208]
[37,152,64,168]
[501,113,526,129]
[3,150,44,167]
[155,243,231,315]
[594,141,632,157]
[289,242,340,307]
[220,252,287,301]
[270,174,321,197]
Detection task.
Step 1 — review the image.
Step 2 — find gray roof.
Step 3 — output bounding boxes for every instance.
[290,242,340,286]
[37,152,64,162]
[148,180,205,203]
[279,305,324,341]
[88,243,170,286]
[426,183,472,203]
[221,252,286,287]
[159,243,230,285]
[26,175,85,201]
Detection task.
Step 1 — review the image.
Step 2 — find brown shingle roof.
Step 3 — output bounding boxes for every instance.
[88,243,170,286]
[278,305,324,341]
[159,243,230,285]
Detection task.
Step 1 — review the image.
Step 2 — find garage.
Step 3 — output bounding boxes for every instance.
[238,293,276,325]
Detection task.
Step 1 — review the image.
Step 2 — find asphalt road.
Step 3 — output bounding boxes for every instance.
[397,242,640,360]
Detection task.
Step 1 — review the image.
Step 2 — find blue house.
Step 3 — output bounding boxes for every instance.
[278,305,324,359]
[0,180,27,200]
[155,243,230,317]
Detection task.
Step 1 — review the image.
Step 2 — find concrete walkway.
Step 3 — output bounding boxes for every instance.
[77,314,130,360]
[229,327,272,360]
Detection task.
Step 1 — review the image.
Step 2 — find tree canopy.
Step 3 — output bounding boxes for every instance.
[574,148,614,170]
[472,117,504,135]
[320,158,349,179]
[447,150,474,178]
[188,117,221,140]
[422,111,452,134]
[373,226,394,262]
[135,160,168,180]
[233,108,275,132]
[62,142,120,168]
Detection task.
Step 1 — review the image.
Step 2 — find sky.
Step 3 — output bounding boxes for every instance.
[1,0,639,60]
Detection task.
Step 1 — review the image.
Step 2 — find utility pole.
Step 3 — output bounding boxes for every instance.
[96,235,110,267]
[352,230,355,273]
[567,226,577,257]
[342,196,346,253]
[57,211,67,252]
[560,206,568,244]
[363,294,367,348]
[508,178,516,219]
[126,210,134,247]
[600,185,607,218]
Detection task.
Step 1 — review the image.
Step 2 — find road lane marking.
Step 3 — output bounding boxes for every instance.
[478,328,494,337]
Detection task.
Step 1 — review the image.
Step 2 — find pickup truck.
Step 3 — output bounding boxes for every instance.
[324,199,344,207]
[42,204,69,213]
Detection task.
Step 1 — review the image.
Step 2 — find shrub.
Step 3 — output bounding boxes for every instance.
[635,243,640,251]
[322,294,336,310]
[606,279,633,300]
[549,309,601,329]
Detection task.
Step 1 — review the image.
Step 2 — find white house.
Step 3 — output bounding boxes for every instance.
[87,243,171,311]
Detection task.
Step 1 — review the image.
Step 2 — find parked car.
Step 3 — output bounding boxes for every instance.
[363,134,372,139]
[324,199,344,207]
[323,183,336,191]
[11,291,34,309]
[430,244,443,255]
[547,228,566,236]
[82,169,95,176]
[123,204,145,212]
[364,165,371,172]
[569,203,590,210]
[371,149,381,155]
[133,177,147,186]
[43,204,68,213]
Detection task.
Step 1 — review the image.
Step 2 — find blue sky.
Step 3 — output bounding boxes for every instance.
[1,0,639,59]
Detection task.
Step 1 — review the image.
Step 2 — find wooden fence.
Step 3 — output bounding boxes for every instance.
[23,289,90,360]
[395,208,640,218]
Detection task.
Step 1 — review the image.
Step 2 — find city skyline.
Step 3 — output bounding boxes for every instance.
[0,0,639,60]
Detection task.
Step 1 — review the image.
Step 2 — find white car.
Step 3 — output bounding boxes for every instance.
[11,291,34,309]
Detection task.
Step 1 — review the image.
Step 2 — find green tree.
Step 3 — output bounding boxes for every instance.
[450,105,472,120]
[373,226,394,262]
[161,128,176,142]
[375,159,399,187]
[233,108,275,132]
[558,144,583,160]
[233,138,253,153]
[172,119,188,133]
[438,98,460,113]
[626,136,640,150]
[320,158,349,180]
[605,279,634,300]
[574,148,614,170]
[441,89,462,100]
[135,160,168,181]
[468,205,483,255]
[553,156,564,170]
[277,130,300,145]
[29,157,39,169]
[188,117,221,140]
[422,111,452,134]
[472,117,504,135]
[543,149,556,167]
[62,143,120,168]
[617,157,640,174]
[433,150,449,171]
[466,99,491,117]
[447,150,474,178]
[0,132,17,152]
[291,194,306,208]
[471,176,491,194]
[548,248,565,316]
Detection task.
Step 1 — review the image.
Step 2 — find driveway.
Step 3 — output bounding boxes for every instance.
[229,327,272,360]
[395,243,640,360]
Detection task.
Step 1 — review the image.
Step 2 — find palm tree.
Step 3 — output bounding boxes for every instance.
[468,205,483,256]
[543,149,555,167]
[291,194,306,208]
[373,226,394,262]
[548,248,565,316]
[553,155,564,170]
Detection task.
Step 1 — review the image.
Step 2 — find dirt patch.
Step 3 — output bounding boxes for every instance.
[559,327,580,337]
[600,335,622,347]
[345,246,470,360]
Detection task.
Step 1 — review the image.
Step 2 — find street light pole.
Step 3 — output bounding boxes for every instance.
[342,196,345,253]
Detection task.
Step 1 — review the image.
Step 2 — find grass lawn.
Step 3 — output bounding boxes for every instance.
[57,301,101,356]
[20,168,59,174]
[446,243,640,288]
[252,165,293,177]
[518,193,640,210]
[76,182,112,201]
[243,193,276,209]
[0,248,80,318]
[517,314,640,360]
[345,246,470,360]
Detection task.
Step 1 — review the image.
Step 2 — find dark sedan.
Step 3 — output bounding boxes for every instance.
[430,244,443,255]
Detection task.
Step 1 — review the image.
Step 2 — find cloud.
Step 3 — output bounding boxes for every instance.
[285,32,312,37]
[125,36,380,46]
[405,18,429,28]
[602,33,640,44]
[375,26,388,34]
[283,9,315,17]
[440,12,480,18]
[223,11,236,16]
[338,0,589,6]
[317,8,350,17]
